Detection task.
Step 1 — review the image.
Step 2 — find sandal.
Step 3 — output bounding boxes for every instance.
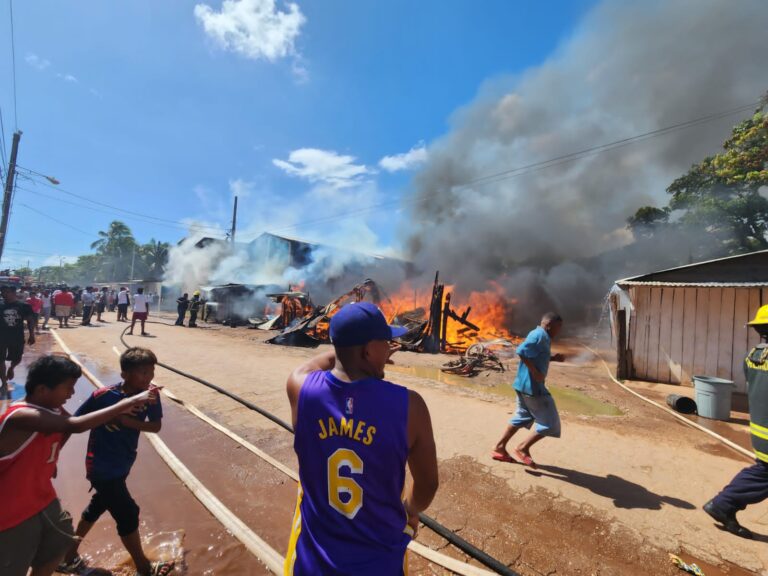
[56,555,88,574]
[491,451,516,463]
[136,560,175,576]
[511,448,538,469]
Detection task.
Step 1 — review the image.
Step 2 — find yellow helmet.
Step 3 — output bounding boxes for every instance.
[747,305,768,326]
[193,290,200,296]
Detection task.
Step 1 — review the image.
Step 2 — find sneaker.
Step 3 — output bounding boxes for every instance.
[56,554,89,574]
[703,499,754,539]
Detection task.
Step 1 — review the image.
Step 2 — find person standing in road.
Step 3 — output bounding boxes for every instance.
[95,287,108,322]
[704,305,768,539]
[41,289,52,331]
[26,291,42,335]
[187,292,201,328]
[491,312,565,469]
[53,287,74,328]
[128,288,149,337]
[117,288,130,322]
[175,293,189,326]
[81,287,95,327]
[0,286,35,398]
[284,302,439,575]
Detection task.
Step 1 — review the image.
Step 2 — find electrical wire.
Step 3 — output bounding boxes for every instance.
[15,184,221,235]
[267,101,759,235]
[0,105,8,171]
[16,167,223,233]
[16,203,97,238]
[9,0,18,130]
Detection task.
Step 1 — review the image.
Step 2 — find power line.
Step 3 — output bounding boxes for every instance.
[16,203,96,238]
[267,100,759,234]
[5,246,55,256]
[16,167,223,233]
[15,184,220,234]
[9,0,18,130]
[0,105,7,170]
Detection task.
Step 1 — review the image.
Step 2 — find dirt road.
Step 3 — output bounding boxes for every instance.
[47,313,768,575]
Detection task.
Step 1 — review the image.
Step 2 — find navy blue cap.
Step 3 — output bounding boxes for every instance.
[329,302,409,347]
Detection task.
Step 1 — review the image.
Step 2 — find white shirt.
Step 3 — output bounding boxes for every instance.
[133,293,148,312]
[117,291,129,305]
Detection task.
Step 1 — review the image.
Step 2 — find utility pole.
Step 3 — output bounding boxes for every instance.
[0,131,22,264]
[231,195,238,244]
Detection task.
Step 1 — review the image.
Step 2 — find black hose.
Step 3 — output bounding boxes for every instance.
[119,324,520,576]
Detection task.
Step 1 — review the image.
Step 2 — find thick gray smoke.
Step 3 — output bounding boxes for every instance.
[405,0,768,331]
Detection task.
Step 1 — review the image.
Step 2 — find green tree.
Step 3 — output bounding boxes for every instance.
[90,221,137,281]
[630,94,768,253]
[626,206,670,239]
[140,239,170,280]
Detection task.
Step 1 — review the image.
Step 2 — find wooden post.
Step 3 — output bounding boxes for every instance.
[422,274,443,354]
[441,292,451,352]
[616,309,628,379]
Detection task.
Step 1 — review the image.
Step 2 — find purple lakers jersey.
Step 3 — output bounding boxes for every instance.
[285,370,411,575]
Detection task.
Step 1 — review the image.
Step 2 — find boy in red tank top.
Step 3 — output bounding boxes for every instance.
[0,355,152,576]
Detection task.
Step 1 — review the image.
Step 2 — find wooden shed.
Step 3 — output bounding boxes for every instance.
[611,250,768,394]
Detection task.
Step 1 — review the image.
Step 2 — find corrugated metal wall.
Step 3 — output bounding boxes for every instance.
[627,286,765,393]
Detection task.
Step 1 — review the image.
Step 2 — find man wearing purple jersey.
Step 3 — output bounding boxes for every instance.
[285,302,439,575]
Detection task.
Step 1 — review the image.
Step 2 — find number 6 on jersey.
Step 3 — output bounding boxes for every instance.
[327,448,363,519]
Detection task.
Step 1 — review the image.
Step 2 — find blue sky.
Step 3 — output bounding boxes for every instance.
[0,0,594,269]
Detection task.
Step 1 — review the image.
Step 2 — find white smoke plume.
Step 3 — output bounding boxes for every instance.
[404,0,768,330]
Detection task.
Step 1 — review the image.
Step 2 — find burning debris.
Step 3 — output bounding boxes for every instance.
[440,341,509,377]
[265,279,384,348]
[265,273,522,362]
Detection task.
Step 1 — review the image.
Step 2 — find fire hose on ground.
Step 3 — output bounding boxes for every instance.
[119,322,520,576]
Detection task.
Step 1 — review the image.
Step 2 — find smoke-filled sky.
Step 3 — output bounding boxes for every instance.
[5,0,767,329]
[404,0,768,327]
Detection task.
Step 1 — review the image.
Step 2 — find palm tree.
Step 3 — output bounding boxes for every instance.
[91,221,137,281]
[141,239,170,280]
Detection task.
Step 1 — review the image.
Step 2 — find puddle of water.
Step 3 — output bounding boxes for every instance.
[52,357,272,575]
[388,364,623,416]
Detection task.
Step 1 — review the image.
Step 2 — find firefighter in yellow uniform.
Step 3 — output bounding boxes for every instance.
[704,305,768,539]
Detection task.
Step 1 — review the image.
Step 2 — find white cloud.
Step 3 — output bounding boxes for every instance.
[379,143,428,172]
[273,148,371,189]
[229,178,256,198]
[194,0,305,62]
[25,53,50,70]
[56,73,78,83]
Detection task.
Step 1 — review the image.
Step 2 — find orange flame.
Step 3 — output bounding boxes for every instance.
[380,281,519,349]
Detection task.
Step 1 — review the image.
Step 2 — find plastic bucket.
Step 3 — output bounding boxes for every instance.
[666,394,697,414]
[693,376,734,421]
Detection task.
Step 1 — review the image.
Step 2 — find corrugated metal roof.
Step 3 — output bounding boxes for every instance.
[616,249,768,285]
[618,281,768,287]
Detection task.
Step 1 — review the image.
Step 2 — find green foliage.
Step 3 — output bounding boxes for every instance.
[630,94,768,254]
[31,221,172,285]
[626,206,670,239]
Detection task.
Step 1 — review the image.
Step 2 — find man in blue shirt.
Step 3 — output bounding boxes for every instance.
[492,313,564,468]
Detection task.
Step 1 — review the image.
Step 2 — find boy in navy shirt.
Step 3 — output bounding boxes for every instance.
[59,347,173,576]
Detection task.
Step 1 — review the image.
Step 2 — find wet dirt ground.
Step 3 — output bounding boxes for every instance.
[27,313,768,575]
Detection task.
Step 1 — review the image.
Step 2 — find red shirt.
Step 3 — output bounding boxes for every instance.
[0,403,63,530]
[27,296,42,314]
[53,291,74,307]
